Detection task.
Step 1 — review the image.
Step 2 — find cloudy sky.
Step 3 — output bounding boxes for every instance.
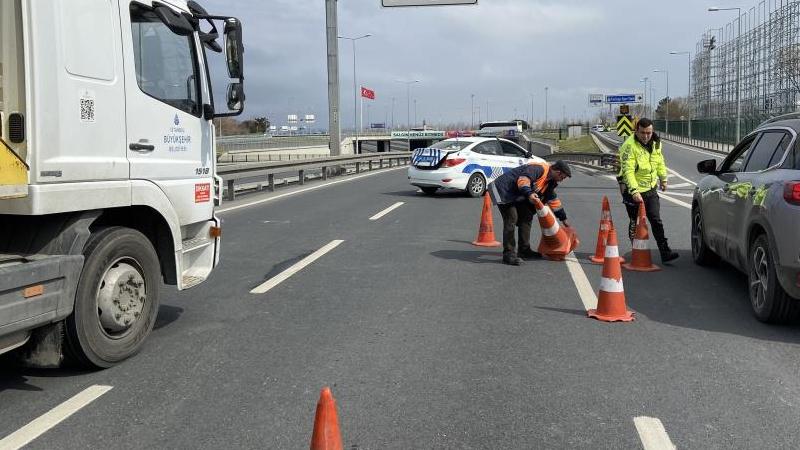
[202,0,737,130]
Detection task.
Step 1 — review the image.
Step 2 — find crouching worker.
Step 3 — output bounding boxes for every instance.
[488,160,572,266]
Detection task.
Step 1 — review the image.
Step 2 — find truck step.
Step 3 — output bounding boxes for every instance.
[181,275,204,289]
[182,236,212,253]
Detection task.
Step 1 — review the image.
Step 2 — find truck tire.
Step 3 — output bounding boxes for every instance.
[748,234,800,324]
[65,227,161,368]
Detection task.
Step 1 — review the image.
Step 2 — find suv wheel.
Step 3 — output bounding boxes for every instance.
[748,234,800,323]
[691,206,719,265]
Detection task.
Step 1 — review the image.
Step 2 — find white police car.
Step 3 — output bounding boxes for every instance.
[408,137,544,197]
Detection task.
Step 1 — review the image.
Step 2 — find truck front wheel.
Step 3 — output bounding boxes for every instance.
[65,227,161,368]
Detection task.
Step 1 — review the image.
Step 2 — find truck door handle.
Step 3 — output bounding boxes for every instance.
[129,143,155,152]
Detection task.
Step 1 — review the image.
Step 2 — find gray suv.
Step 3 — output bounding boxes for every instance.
[693,114,800,323]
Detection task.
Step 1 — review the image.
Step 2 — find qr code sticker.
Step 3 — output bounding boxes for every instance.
[80,97,95,122]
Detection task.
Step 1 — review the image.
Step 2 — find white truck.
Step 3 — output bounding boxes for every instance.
[0,0,244,368]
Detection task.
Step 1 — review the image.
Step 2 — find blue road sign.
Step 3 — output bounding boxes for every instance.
[605,94,640,104]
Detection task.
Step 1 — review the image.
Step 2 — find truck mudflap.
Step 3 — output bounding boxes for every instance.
[0,254,83,341]
[0,137,28,199]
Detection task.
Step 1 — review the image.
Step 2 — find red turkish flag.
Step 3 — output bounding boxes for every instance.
[361,86,375,100]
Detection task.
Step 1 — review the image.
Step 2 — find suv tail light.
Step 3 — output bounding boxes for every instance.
[443,157,466,167]
[784,181,800,205]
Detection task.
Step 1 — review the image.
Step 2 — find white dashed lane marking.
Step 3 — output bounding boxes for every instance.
[634,416,677,450]
[250,240,345,294]
[0,385,113,450]
[369,202,405,221]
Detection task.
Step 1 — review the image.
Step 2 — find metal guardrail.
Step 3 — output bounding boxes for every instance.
[544,152,619,171]
[217,151,411,201]
[218,149,329,164]
[215,131,398,153]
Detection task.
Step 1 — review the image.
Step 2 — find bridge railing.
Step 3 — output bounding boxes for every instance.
[217,151,411,201]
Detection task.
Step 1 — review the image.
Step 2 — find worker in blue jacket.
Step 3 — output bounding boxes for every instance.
[489,160,572,265]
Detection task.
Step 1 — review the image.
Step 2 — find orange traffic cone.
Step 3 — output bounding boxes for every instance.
[472,193,501,247]
[622,202,661,272]
[531,196,579,261]
[588,224,634,322]
[589,196,625,265]
[310,387,343,450]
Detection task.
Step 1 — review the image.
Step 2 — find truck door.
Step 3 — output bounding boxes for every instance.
[120,2,213,221]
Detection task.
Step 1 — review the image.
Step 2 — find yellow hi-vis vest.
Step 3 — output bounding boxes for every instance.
[617,135,667,195]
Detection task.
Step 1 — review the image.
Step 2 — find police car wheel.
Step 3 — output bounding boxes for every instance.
[466,173,486,198]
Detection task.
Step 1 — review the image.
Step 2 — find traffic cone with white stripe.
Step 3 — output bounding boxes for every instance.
[589,196,625,265]
[588,224,634,322]
[531,196,579,261]
[622,202,661,272]
[472,193,501,247]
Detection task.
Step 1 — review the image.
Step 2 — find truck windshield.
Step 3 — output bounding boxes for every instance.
[130,4,202,117]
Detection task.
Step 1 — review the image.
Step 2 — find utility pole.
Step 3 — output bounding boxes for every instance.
[324,0,340,155]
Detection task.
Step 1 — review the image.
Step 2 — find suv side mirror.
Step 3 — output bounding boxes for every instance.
[697,159,717,174]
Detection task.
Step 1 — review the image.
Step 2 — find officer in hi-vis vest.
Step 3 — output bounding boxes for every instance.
[617,118,679,263]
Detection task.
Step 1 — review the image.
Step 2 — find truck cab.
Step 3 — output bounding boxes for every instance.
[0,0,244,367]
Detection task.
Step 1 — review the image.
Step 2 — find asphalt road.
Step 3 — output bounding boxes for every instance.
[3,144,800,449]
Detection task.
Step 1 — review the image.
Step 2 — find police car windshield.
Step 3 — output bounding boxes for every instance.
[429,140,472,151]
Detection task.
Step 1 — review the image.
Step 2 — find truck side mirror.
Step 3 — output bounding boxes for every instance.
[224,18,244,79]
[226,82,245,112]
[697,159,717,174]
[154,5,194,36]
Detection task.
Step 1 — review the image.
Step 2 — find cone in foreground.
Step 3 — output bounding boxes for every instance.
[588,224,634,322]
[310,387,343,450]
[531,196,578,261]
[472,193,501,247]
[622,201,660,272]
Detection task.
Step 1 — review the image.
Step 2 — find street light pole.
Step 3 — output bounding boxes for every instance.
[338,33,372,154]
[396,79,420,150]
[530,93,534,127]
[640,77,649,117]
[544,86,549,128]
[470,94,475,129]
[670,50,693,139]
[709,6,742,142]
[654,69,670,135]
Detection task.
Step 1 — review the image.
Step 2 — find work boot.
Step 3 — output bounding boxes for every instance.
[502,255,523,266]
[658,242,679,263]
[628,220,637,243]
[518,248,542,260]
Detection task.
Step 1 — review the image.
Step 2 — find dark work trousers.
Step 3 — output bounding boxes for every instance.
[498,201,535,257]
[621,188,668,249]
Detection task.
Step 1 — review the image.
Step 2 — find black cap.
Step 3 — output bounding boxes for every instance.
[551,160,572,177]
